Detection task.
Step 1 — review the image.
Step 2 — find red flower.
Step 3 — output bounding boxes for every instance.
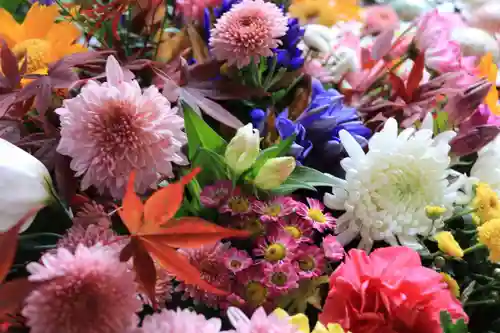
[319,247,467,333]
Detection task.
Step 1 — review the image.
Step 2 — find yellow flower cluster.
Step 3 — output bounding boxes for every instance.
[273,308,348,333]
[288,0,361,27]
[478,218,500,262]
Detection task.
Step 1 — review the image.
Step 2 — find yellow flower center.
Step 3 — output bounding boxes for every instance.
[244,218,264,236]
[271,272,288,286]
[478,218,500,262]
[12,39,51,73]
[264,243,287,262]
[284,226,302,239]
[308,209,326,223]
[298,256,315,271]
[245,281,268,306]
[229,197,250,213]
[230,260,242,269]
[264,204,281,217]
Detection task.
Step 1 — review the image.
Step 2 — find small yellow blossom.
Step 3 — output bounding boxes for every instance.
[478,218,500,262]
[433,231,464,258]
[471,182,500,224]
[441,273,460,298]
[425,205,447,220]
[272,308,348,333]
[312,322,349,333]
[289,0,361,26]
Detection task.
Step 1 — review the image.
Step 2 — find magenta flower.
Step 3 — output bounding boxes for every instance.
[322,235,345,262]
[209,0,288,68]
[293,244,325,278]
[263,262,299,293]
[254,232,298,264]
[219,187,254,216]
[269,215,313,243]
[22,245,141,333]
[296,198,336,232]
[224,247,253,273]
[177,242,233,309]
[252,196,298,222]
[56,56,188,198]
[141,308,222,333]
[200,181,234,208]
[235,266,270,309]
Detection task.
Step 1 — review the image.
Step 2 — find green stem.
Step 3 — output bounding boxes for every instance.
[19,233,62,241]
[444,208,477,223]
[465,299,500,307]
[463,243,486,255]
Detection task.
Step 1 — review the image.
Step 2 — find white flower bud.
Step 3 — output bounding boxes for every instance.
[254,157,296,190]
[225,123,260,175]
[303,24,337,53]
[0,139,54,232]
[451,27,500,62]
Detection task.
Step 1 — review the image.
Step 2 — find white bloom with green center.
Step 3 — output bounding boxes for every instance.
[323,115,467,251]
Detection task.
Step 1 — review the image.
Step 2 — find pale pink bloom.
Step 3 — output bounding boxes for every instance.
[363,5,399,35]
[254,231,298,264]
[56,55,188,198]
[252,196,298,222]
[302,59,335,83]
[224,247,253,273]
[293,244,325,279]
[22,245,141,333]
[227,307,302,333]
[269,215,313,243]
[176,242,233,309]
[141,308,222,333]
[209,0,288,68]
[296,198,336,232]
[322,235,345,262]
[200,181,234,208]
[176,0,222,21]
[262,262,299,293]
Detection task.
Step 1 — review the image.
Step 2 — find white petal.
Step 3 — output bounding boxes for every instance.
[105,55,125,87]
[339,129,365,162]
[421,112,434,131]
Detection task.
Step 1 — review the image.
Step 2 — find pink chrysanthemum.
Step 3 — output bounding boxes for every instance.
[269,215,313,243]
[141,308,222,333]
[254,232,298,264]
[56,55,188,198]
[209,0,288,68]
[296,198,336,232]
[219,187,254,216]
[227,307,302,333]
[22,245,141,333]
[176,0,222,21]
[322,235,345,262]
[293,244,325,279]
[235,266,270,309]
[200,181,234,208]
[252,197,299,222]
[262,262,299,293]
[224,247,253,273]
[176,242,233,309]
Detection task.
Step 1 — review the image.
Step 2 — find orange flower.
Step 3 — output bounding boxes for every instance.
[478,53,500,115]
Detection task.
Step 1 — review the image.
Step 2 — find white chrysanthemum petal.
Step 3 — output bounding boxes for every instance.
[421,112,434,131]
[339,130,365,162]
[324,117,464,251]
[471,135,500,194]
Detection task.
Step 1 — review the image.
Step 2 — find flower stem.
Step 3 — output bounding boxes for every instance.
[465,299,500,307]
[463,243,486,255]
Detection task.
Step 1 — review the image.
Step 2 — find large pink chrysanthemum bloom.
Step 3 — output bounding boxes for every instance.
[209,0,288,68]
[141,308,222,333]
[56,55,188,198]
[319,247,468,333]
[22,244,141,333]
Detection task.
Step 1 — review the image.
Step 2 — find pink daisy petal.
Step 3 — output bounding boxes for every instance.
[322,235,345,262]
[200,181,234,208]
[293,244,325,279]
[296,198,336,232]
[262,262,299,293]
[252,196,299,223]
[224,247,253,273]
[269,215,313,243]
[253,232,298,264]
[235,266,270,310]
[219,188,254,216]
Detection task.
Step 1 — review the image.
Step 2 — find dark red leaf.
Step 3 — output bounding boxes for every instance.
[0,279,38,320]
[406,52,425,98]
[0,41,20,89]
[451,125,500,156]
[119,239,135,262]
[131,239,158,309]
[54,153,78,205]
[388,72,409,103]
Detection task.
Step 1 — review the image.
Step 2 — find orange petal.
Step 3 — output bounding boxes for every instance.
[141,238,227,295]
[118,171,144,234]
[143,168,201,231]
[22,4,59,40]
[0,9,23,47]
[140,217,250,248]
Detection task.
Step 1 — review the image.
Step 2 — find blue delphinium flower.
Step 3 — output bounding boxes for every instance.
[275,79,371,163]
[271,17,305,71]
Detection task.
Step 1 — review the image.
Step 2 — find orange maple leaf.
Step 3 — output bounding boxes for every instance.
[118,167,249,308]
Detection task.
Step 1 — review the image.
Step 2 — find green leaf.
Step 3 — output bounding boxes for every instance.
[251,135,295,175]
[271,179,316,195]
[183,103,227,159]
[191,147,230,186]
[440,311,468,333]
[0,0,22,15]
[271,165,340,195]
[434,111,449,134]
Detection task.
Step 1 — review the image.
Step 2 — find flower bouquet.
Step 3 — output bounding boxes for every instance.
[1,0,500,332]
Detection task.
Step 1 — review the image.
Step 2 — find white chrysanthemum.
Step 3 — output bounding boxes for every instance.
[323,116,466,251]
[471,135,500,194]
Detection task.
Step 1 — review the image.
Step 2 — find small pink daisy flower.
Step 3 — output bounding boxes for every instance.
[227,307,302,333]
[235,266,270,309]
[252,196,299,222]
[209,0,288,68]
[56,55,188,198]
[254,232,298,264]
[141,308,222,333]
[22,245,141,333]
[293,244,325,279]
[176,242,233,309]
[296,198,336,232]
[322,235,345,262]
[176,0,223,21]
[237,215,266,237]
[262,262,299,293]
[224,247,253,273]
[200,181,234,208]
[219,187,254,216]
[269,215,313,243]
